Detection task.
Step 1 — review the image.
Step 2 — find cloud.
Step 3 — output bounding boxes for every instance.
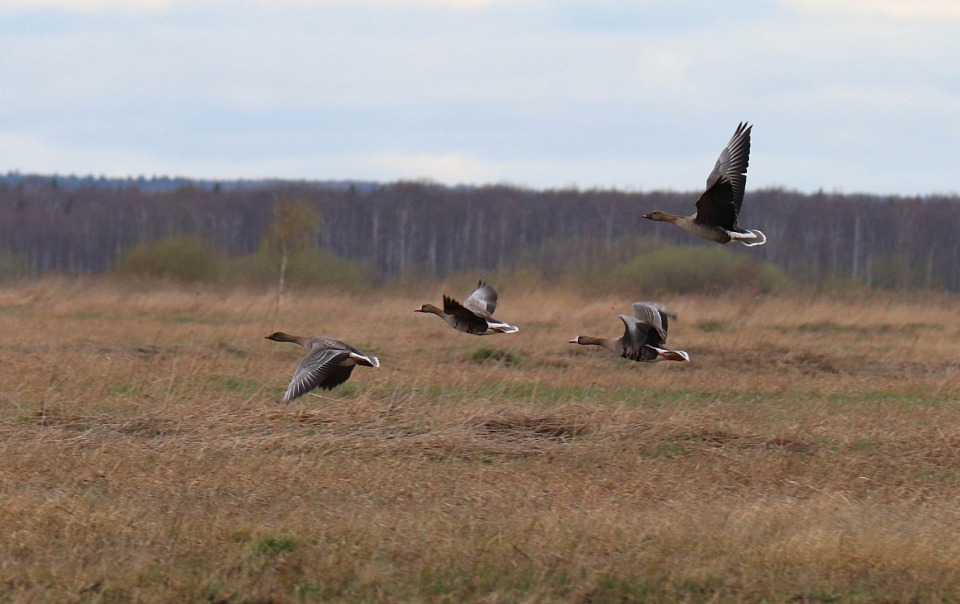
[281,0,510,9]
[0,0,177,12]
[782,0,960,19]
[1,1,958,194]
[0,131,162,176]
[0,0,519,13]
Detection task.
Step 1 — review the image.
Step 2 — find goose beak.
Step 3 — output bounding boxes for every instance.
[567,338,579,344]
[641,213,651,219]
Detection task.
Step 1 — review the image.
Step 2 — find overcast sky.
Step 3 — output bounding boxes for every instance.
[1,0,958,195]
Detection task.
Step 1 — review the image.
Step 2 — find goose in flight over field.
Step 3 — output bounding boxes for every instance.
[642,122,766,246]
[415,281,519,335]
[265,332,379,403]
[568,302,690,362]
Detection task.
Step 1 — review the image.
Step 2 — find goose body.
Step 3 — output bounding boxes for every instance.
[265,332,379,403]
[643,122,766,247]
[569,302,689,362]
[415,281,519,335]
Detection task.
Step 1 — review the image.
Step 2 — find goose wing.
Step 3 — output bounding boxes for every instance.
[442,295,491,333]
[462,281,498,317]
[630,302,668,347]
[283,344,354,402]
[695,122,751,229]
[618,314,654,360]
[633,301,676,321]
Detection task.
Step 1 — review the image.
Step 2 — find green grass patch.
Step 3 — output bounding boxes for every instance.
[249,533,297,557]
[780,322,942,336]
[205,375,262,397]
[215,338,249,358]
[161,313,227,325]
[468,346,525,366]
[696,321,727,333]
[0,303,32,315]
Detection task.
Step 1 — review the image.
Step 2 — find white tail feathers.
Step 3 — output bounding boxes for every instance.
[489,322,520,334]
[349,352,380,368]
[649,346,691,362]
[736,229,767,247]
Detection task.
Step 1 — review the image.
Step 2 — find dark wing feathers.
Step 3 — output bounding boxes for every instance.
[695,122,751,229]
[618,314,661,361]
[656,309,671,335]
[630,302,668,345]
[284,346,354,402]
[617,314,645,360]
[443,294,491,333]
[694,180,737,229]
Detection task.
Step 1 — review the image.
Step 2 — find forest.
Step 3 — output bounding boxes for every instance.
[0,172,958,291]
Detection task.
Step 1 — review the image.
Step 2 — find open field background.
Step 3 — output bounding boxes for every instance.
[2,277,960,602]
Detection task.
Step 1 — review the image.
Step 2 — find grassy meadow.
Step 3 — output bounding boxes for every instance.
[2,277,960,602]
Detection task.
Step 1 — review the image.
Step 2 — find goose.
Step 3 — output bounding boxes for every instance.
[415,281,519,335]
[265,332,379,403]
[642,122,766,246]
[568,302,690,362]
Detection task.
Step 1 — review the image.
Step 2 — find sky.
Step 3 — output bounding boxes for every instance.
[1,0,958,195]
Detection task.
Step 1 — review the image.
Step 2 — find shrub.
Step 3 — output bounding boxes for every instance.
[114,236,225,281]
[248,533,297,557]
[231,247,374,289]
[469,346,525,366]
[0,252,31,281]
[514,236,664,278]
[610,245,790,294]
[869,253,917,290]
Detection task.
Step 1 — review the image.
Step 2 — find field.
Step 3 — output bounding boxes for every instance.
[2,277,960,602]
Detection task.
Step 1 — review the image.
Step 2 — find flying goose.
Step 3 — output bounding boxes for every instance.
[265,332,379,403]
[415,281,519,335]
[568,302,690,362]
[642,122,766,246]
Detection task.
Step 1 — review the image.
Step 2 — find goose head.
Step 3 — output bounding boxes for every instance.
[641,211,675,222]
[264,331,293,342]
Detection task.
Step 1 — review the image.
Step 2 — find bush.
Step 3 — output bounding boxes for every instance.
[0,252,31,281]
[869,254,917,290]
[469,346,525,366]
[513,236,664,278]
[114,236,225,282]
[610,245,790,294]
[231,247,374,289]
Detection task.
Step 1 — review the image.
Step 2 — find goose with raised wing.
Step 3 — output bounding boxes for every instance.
[265,332,379,403]
[642,122,766,246]
[415,281,519,335]
[568,302,689,362]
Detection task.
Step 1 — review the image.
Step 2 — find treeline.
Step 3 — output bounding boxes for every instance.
[1,176,958,290]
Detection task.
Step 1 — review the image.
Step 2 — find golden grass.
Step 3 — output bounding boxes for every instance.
[2,277,960,602]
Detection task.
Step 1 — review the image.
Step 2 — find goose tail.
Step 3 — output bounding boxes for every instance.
[489,321,520,334]
[349,352,380,368]
[649,346,691,362]
[737,229,767,247]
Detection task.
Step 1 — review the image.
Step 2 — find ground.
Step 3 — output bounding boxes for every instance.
[2,277,959,602]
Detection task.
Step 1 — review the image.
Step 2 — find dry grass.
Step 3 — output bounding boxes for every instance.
[2,277,960,602]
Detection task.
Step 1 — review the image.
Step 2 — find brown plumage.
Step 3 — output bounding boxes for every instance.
[415,281,519,335]
[642,122,766,246]
[265,332,379,403]
[568,302,689,362]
